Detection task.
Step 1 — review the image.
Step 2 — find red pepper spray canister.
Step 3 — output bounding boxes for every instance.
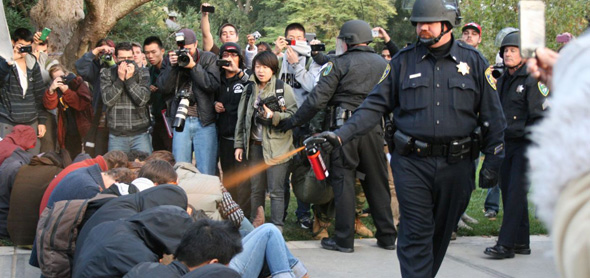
[304,137,329,180]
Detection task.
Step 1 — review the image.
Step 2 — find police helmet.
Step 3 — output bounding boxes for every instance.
[337,20,373,45]
[499,31,520,59]
[410,0,462,27]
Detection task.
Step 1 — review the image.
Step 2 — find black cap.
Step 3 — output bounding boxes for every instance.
[219,42,242,57]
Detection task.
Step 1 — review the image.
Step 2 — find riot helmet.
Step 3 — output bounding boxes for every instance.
[337,20,373,45]
[410,0,461,46]
[500,31,520,60]
[410,0,462,27]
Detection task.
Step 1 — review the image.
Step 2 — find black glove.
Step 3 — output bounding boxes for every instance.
[479,167,498,189]
[317,131,342,154]
[277,118,295,132]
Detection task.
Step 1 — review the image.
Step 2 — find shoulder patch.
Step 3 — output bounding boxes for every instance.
[378,64,391,84]
[485,66,497,91]
[322,62,333,77]
[538,82,549,97]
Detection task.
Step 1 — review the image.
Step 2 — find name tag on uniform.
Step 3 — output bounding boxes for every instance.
[409,73,421,79]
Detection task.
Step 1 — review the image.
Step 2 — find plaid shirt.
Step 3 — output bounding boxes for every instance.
[101,66,151,136]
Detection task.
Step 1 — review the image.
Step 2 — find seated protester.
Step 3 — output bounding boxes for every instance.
[124,219,242,278]
[43,64,93,160]
[38,150,128,215]
[74,184,188,257]
[234,51,297,230]
[103,159,178,195]
[7,151,68,245]
[215,42,252,217]
[0,28,48,155]
[145,150,176,166]
[126,149,150,162]
[200,3,239,55]
[0,125,37,165]
[101,42,152,154]
[45,166,134,210]
[72,205,194,278]
[229,224,309,278]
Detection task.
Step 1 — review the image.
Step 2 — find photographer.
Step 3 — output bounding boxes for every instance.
[234,51,297,230]
[101,42,151,154]
[0,28,47,155]
[75,39,116,156]
[215,42,251,217]
[157,28,221,175]
[43,65,93,159]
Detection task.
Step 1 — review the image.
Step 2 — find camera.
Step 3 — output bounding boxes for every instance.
[310,44,326,52]
[201,5,215,13]
[173,89,191,132]
[284,39,296,46]
[19,45,32,54]
[216,59,230,67]
[251,31,261,40]
[59,73,77,86]
[491,63,504,79]
[175,32,191,67]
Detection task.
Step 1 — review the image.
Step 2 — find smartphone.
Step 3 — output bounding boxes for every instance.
[310,44,326,52]
[19,45,32,54]
[519,0,545,58]
[305,33,316,43]
[216,59,230,67]
[371,30,379,38]
[40,27,51,41]
[201,5,215,13]
[284,39,296,46]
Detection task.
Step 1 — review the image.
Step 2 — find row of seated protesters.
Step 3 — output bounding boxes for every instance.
[0,125,309,277]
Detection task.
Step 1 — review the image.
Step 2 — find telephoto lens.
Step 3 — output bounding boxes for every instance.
[173,93,190,132]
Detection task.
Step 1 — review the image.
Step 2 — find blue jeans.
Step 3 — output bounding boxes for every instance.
[108,132,152,154]
[229,224,307,278]
[484,185,501,213]
[172,117,218,175]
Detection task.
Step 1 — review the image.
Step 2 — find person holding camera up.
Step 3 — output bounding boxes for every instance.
[101,42,152,154]
[43,65,93,159]
[75,38,116,156]
[0,28,47,154]
[215,42,252,217]
[234,51,297,231]
[157,28,221,175]
[201,3,239,56]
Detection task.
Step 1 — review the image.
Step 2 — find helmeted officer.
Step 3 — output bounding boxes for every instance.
[278,19,397,253]
[484,30,550,259]
[310,0,506,277]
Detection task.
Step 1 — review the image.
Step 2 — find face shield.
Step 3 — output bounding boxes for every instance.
[335,38,348,56]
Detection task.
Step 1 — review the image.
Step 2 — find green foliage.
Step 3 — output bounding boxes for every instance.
[108,0,174,49]
[3,1,33,34]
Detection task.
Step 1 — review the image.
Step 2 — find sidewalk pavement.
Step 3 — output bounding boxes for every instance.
[287,235,558,278]
[1,235,557,278]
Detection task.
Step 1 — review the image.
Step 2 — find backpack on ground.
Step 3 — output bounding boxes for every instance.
[35,194,116,278]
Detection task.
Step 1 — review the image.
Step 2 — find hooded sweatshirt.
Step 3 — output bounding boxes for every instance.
[0,125,36,165]
[72,205,193,278]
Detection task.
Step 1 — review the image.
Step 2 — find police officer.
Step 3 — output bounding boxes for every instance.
[279,19,397,253]
[484,31,549,259]
[311,0,506,277]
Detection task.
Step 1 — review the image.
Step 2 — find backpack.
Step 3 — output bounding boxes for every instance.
[35,194,116,278]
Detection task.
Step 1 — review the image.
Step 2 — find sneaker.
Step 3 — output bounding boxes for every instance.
[457,219,473,230]
[297,216,313,230]
[484,209,497,220]
[461,213,479,224]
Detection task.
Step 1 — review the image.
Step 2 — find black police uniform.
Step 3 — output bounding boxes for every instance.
[495,64,548,249]
[334,37,506,277]
[289,45,397,250]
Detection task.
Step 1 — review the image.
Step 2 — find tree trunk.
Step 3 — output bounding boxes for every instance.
[30,0,152,70]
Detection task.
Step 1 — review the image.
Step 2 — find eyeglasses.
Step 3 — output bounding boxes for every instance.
[222,52,239,58]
